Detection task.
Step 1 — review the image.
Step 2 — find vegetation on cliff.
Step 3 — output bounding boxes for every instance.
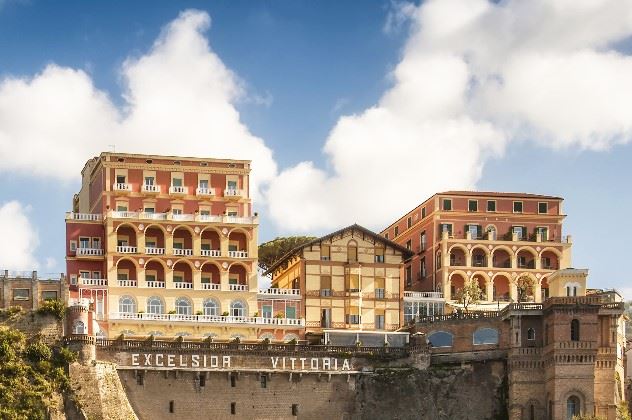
[258,236,317,272]
[0,309,76,419]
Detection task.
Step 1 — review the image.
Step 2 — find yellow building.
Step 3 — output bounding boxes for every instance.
[265,224,413,342]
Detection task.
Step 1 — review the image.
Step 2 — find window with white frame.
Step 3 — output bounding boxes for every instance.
[230,300,246,317]
[146,296,164,314]
[175,297,192,315]
[119,296,136,313]
[203,298,219,316]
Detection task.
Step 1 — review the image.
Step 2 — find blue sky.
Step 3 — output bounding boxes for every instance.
[0,0,631,297]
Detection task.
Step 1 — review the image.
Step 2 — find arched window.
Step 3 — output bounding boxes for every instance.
[473,328,499,345]
[146,296,164,314]
[283,333,299,342]
[259,333,275,341]
[428,331,453,348]
[527,328,535,341]
[174,332,191,337]
[570,319,580,341]
[203,298,220,316]
[120,329,135,336]
[72,320,86,335]
[567,395,580,419]
[119,296,136,313]
[230,300,246,317]
[486,225,497,241]
[147,331,163,336]
[347,241,358,263]
[175,297,192,315]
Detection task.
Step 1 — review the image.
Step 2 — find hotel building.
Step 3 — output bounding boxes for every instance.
[65,152,302,340]
[265,224,412,344]
[381,192,573,320]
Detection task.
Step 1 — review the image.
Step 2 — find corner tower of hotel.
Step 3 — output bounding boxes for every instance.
[65,152,302,339]
[381,191,573,320]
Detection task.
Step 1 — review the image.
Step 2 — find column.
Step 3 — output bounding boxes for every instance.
[534,281,542,303]
[486,280,494,302]
[193,233,201,257]
[165,233,174,255]
[193,269,202,290]
[220,269,230,291]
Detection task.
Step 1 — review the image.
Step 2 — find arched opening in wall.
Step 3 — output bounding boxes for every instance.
[471,247,488,267]
[527,328,536,341]
[228,230,248,258]
[172,226,193,256]
[492,248,512,268]
[116,223,137,250]
[566,395,581,419]
[428,331,453,348]
[172,261,193,288]
[118,295,136,314]
[116,258,137,285]
[516,248,536,269]
[229,264,248,289]
[571,319,580,341]
[540,249,559,270]
[202,298,220,316]
[200,229,221,255]
[72,320,86,335]
[175,296,192,315]
[230,300,247,318]
[473,328,499,345]
[486,225,497,241]
[144,260,165,286]
[146,296,164,315]
[201,263,221,287]
[449,273,466,300]
[471,274,488,301]
[449,246,466,267]
[144,226,165,254]
[347,240,358,263]
[493,275,511,302]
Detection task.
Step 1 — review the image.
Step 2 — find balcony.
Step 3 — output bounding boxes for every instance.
[224,188,242,198]
[258,288,301,298]
[201,249,221,257]
[142,184,160,194]
[145,281,165,288]
[201,283,221,290]
[228,250,248,258]
[139,212,168,221]
[112,211,138,219]
[113,183,132,192]
[404,291,445,300]
[107,210,257,225]
[173,248,193,256]
[117,280,137,287]
[229,284,248,291]
[76,248,104,256]
[196,187,214,197]
[174,282,193,289]
[78,277,107,287]
[145,247,165,255]
[117,246,137,253]
[169,186,188,195]
[65,212,102,221]
[109,312,305,326]
[172,213,194,222]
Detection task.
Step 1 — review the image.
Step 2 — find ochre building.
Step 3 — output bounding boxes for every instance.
[65,152,301,340]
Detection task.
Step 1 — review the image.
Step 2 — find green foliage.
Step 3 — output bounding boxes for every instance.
[0,326,72,419]
[572,415,604,420]
[258,236,317,272]
[624,301,632,339]
[454,280,484,312]
[618,402,632,420]
[36,299,66,320]
[0,306,23,320]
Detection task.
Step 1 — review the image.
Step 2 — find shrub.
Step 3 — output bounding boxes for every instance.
[36,300,66,320]
[25,341,52,363]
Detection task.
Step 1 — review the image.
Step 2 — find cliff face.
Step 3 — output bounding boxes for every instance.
[354,361,507,420]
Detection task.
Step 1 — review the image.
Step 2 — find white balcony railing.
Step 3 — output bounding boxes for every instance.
[172,213,194,222]
[201,249,221,257]
[224,188,242,197]
[76,248,104,256]
[258,288,301,297]
[142,184,161,193]
[139,212,168,220]
[201,283,221,290]
[196,214,223,223]
[404,291,445,300]
[117,246,137,253]
[111,211,137,219]
[228,250,248,258]
[169,186,188,194]
[108,210,257,225]
[229,284,248,291]
[196,187,214,196]
[173,248,193,256]
[145,247,165,255]
[65,212,102,221]
[145,281,165,288]
[174,282,193,289]
[109,312,305,326]
[117,280,137,287]
[114,183,132,192]
[78,277,108,287]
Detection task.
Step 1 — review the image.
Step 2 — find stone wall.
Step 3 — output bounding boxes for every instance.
[0,310,62,344]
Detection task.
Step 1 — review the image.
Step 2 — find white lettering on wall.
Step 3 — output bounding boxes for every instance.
[131,354,139,366]
[191,355,199,368]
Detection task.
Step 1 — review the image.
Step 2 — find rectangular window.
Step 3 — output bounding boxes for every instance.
[116,175,126,184]
[320,244,330,261]
[487,200,496,212]
[512,226,525,240]
[346,314,360,324]
[230,375,236,387]
[542,256,552,269]
[144,176,155,186]
[406,240,412,250]
[144,207,155,213]
[262,305,272,318]
[172,177,183,187]
[116,205,128,212]
[438,223,453,236]
[346,274,359,292]
[384,233,389,240]
[92,238,101,248]
[173,274,183,283]
[538,202,548,214]
[69,240,77,252]
[442,199,452,211]
[394,226,399,237]
[146,274,156,283]
[199,375,205,387]
[420,257,427,278]
[13,289,29,300]
[513,201,523,213]
[374,246,385,263]
[79,270,90,279]
[536,227,548,241]
[405,265,412,287]
[407,217,412,229]
[79,237,90,248]
[292,404,298,416]
[199,179,209,189]
[41,291,58,301]
[169,401,174,413]
[230,402,236,415]
[117,272,129,281]
[92,271,101,279]
[320,276,332,297]
[420,232,426,251]
[260,375,267,388]
[227,180,237,190]
[468,200,478,212]
[200,209,210,216]
[375,277,385,299]
[285,306,296,319]
[375,314,385,330]
[226,210,238,217]
[421,207,426,218]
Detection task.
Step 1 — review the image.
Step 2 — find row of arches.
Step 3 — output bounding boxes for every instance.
[442,245,561,270]
[114,330,300,343]
[427,328,500,348]
[448,271,547,302]
[116,258,249,285]
[118,295,248,317]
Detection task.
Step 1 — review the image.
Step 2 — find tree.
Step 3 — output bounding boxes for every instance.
[453,280,484,312]
[516,275,535,303]
[258,236,317,272]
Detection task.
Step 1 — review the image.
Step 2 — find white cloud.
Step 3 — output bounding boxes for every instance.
[0,10,277,200]
[0,201,39,271]
[267,0,632,232]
